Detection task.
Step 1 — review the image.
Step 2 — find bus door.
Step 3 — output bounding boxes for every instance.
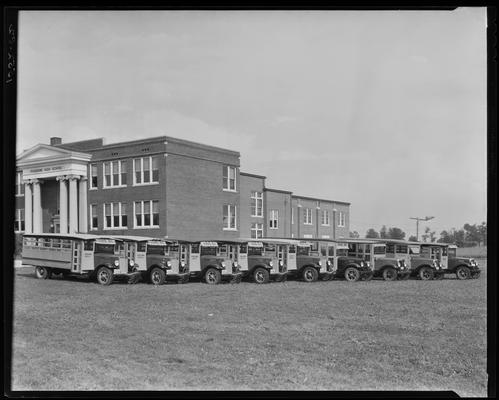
[135,242,147,271]
[394,244,410,266]
[227,244,237,263]
[179,244,188,265]
[188,243,201,273]
[363,244,373,264]
[319,242,329,266]
[287,245,297,271]
[126,241,137,269]
[71,239,82,273]
[81,240,95,271]
[277,244,287,265]
[373,244,386,264]
[237,243,248,271]
[440,246,448,268]
[117,241,129,274]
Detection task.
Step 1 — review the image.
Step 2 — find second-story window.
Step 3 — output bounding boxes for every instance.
[223,204,237,230]
[103,160,127,188]
[15,172,24,196]
[104,202,127,229]
[223,165,237,191]
[250,191,263,217]
[321,210,330,226]
[134,156,159,185]
[338,211,346,227]
[269,209,279,229]
[90,164,98,189]
[304,208,313,225]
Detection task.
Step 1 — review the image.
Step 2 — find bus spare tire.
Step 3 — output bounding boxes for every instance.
[150,267,166,285]
[419,266,434,281]
[204,268,221,285]
[35,266,51,280]
[253,267,270,284]
[344,267,360,282]
[96,266,114,286]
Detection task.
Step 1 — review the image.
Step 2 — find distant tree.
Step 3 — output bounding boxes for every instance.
[379,225,388,239]
[421,226,435,243]
[349,231,360,238]
[365,228,380,238]
[408,235,418,242]
[438,230,453,244]
[477,222,487,246]
[387,227,406,240]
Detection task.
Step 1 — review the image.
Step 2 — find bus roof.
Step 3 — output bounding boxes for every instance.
[370,238,450,247]
[341,238,384,245]
[22,232,102,241]
[102,235,176,244]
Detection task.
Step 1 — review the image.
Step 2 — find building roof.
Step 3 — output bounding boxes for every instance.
[240,172,266,179]
[292,194,351,205]
[264,187,293,194]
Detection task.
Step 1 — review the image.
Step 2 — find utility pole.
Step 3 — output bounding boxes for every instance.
[410,216,435,241]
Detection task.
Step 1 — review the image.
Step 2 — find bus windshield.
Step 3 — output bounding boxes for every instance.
[337,248,348,257]
[248,247,263,256]
[448,247,456,257]
[147,245,165,255]
[374,246,386,255]
[297,246,310,256]
[200,246,218,256]
[95,243,115,254]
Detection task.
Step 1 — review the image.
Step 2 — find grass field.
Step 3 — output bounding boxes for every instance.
[11,262,487,395]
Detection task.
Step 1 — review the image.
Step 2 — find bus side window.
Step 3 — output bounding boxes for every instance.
[328,247,335,257]
[191,244,200,254]
[62,240,72,249]
[84,241,93,251]
[288,245,296,254]
[137,243,146,252]
[239,244,247,254]
[320,245,327,256]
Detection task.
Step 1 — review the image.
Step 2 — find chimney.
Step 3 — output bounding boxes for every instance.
[50,137,62,146]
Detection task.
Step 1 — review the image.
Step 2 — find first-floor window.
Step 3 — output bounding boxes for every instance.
[338,211,346,227]
[250,223,263,238]
[104,202,127,229]
[134,200,159,228]
[14,209,24,232]
[223,204,237,230]
[269,209,279,229]
[90,204,98,229]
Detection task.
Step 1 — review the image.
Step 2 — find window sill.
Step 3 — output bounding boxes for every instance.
[321,224,330,227]
[103,185,128,190]
[269,227,278,230]
[133,226,160,229]
[15,194,24,197]
[89,187,98,191]
[133,182,159,187]
[250,215,264,218]
[304,223,313,226]
[103,227,128,230]
[222,189,237,193]
[223,228,238,231]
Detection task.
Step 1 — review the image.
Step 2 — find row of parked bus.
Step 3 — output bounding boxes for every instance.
[21,233,481,286]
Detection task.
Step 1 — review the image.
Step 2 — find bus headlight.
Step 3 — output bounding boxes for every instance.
[221,262,226,269]
[129,260,135,267]
[166,261,172,268]
[180,261,186,267]
[360,261,365,267]
[114,260,119,267]
[232,261,238,267]
[317,261,322,266]
[279,260,284,267]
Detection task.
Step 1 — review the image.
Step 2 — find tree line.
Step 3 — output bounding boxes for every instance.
[349,222,487,247]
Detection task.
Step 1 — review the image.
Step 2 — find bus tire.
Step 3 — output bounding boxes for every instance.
[344,267,360,282]
[419,266,434,281]
[96,266,114,286]
[456,266,471,280]
[204,268,221,285]
[382,267,397,281]
[302,266,319,282]
[150,267,166,285]
[35,266,51,280]
[253,267,270,284]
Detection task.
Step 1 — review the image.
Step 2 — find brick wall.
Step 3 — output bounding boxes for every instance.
[264,189,292,238]
[240,174,265,238]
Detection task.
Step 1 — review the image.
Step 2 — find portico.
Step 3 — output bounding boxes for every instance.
[16,144,92,234]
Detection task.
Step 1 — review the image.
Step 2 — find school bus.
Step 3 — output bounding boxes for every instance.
[21,233,141,285]
[342,239,409,281]
[445,244,481,279]
[218,238,289,283]
[176,240,243,284]
[106,235,189,285]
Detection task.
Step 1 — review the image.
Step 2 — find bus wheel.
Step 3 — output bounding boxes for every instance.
[96,266,114,286]
[253,267,270,284]
[302,266,319,282]
[382,267,397,281]
[204,268,221,285]
[456,266,471,280]
[150,267,166,285]
[419,266,434,281]
[344,267,360,282]
[35,266,51,280]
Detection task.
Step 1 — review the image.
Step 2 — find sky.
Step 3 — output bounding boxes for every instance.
[17,8,487,238]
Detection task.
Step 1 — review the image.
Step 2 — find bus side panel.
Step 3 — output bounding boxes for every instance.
[287,253,297,271]
[189,253,201,273]
[80,251,95,271]
[22,246,72,270]
[135,252,147,271]
[238,253,248,272]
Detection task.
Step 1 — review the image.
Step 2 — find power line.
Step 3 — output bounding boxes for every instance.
[409,216,435,241]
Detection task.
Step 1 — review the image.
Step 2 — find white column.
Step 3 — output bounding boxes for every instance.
[78,176,88,233]
[32,179,42,233]
[57,176,68,234]
[24,181,33,234]
[69,176,79,233]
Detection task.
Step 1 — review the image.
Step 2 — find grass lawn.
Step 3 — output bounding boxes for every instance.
[11,261,487,395]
